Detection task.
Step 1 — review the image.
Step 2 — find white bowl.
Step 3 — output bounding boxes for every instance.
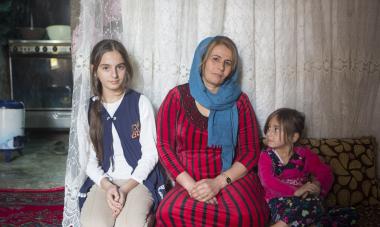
[46,25,71,40]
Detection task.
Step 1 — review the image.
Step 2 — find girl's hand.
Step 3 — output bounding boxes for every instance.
[190,178,222,202]
[310,180,321,196]
[294,182,321,198]
[112,188,128,217]
[111,179,138,217]
[105,184,123,217]
[118,179,138,201]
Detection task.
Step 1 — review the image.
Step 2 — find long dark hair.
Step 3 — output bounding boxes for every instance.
[89,39,133,163]
[264,108,305,144]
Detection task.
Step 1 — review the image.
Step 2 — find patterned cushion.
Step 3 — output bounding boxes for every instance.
[298,137,380,207]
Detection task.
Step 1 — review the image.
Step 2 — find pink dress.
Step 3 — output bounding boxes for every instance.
[258,146,341,225]
[259,146,333,202]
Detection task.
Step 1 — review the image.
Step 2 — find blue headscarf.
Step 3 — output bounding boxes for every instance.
[189,36,241,171]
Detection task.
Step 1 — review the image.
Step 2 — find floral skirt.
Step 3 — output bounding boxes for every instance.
[268,196,358,227]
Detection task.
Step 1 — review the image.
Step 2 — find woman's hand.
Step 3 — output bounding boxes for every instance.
[205,197,218,205]
[176,171,196,195]
[190,178,222,203]
[294,181,321,198]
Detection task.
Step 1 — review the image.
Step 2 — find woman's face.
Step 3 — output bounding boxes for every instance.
[96,50,126,94]
[202,44,233,93]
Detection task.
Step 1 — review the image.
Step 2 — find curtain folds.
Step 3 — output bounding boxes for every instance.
[63,0,380,226]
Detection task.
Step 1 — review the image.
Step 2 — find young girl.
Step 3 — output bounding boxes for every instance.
[259,108,356,227]
[78,39,165,227]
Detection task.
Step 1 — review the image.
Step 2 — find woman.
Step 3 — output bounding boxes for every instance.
[155,36,269,226]
[78,39,165,227]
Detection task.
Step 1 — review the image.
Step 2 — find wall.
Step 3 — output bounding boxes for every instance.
[67,0,380,177]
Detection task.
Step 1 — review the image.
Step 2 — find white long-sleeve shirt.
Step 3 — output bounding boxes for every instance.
[85,94,158,186]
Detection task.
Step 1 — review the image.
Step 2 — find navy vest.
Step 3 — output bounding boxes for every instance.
[79,90,166,211]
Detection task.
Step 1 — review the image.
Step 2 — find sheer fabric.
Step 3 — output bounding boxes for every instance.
[63,0,380,226]
[62,0,123,226]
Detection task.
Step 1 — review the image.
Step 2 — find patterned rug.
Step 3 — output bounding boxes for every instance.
[0,187,64,226]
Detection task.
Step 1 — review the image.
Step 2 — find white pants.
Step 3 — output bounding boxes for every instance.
[80,180,153,227]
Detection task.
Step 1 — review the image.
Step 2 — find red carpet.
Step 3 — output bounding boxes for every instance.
[0,187,64,226]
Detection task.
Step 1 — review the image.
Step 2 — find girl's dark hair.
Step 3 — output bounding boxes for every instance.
[89,39,133,162]
[200,36,239,76]
[264,108,305,144]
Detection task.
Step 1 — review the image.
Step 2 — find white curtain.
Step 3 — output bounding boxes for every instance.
[63,0,380,226]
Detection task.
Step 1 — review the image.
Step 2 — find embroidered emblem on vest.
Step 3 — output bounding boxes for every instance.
[158,184,166,199]
[131,121,140,139]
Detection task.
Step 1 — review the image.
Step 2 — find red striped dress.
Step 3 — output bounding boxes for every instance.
[156,84,269,227]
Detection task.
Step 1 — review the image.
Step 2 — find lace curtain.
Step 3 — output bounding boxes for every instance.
[63,0,380,226]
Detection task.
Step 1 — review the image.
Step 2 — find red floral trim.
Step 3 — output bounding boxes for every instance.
[177,84,208,130]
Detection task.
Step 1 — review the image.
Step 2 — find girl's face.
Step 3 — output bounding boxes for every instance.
[96,50,126,95]
[265,116,292,153]
[202,44,233,93]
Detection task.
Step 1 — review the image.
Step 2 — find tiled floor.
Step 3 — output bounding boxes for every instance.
[0,130,68,189]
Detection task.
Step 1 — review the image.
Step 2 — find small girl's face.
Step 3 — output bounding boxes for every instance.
[265,116,291,152]
[96,50,127,94]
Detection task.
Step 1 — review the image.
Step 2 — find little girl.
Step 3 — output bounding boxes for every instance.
[78,39,165,227]
[259,108,356,227]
